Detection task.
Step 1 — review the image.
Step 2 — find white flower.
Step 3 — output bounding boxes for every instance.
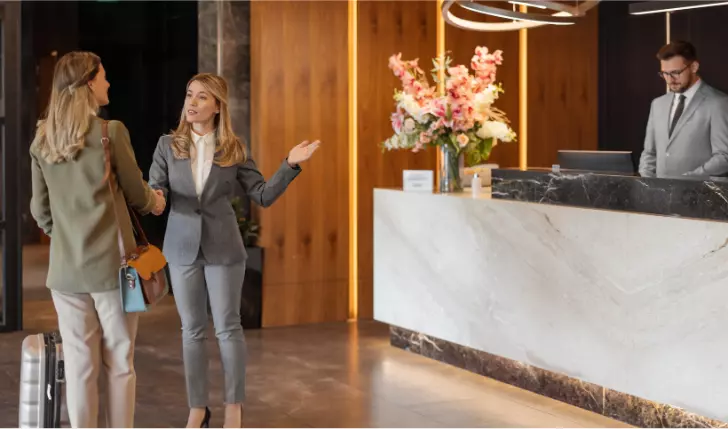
[403,118,416,133]
[383,136,398,150]
[473,84,500,113]
[474,89,494,109]
[477,121,514,142]
[383,133,415,151]
[397,93,428,123]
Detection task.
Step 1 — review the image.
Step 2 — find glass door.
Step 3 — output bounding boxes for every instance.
[0,2,23,332]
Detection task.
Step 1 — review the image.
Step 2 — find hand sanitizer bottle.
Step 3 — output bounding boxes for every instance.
[472,173,482,197]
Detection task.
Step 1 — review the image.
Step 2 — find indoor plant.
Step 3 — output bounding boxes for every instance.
[231,197,263,329]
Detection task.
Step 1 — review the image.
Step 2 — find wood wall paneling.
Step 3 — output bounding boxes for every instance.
[356,1,438,319]
[527,7,599,168]
[252,0,601,323]
[444,2,521,169]
[251,1,349,327]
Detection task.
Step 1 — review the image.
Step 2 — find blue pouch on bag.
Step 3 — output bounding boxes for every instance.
[119,267,149,313]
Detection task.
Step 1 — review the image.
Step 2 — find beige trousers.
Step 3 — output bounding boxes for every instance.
[51,289,139,428]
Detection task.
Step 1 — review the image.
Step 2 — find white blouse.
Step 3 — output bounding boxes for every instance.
[190,130,216,199]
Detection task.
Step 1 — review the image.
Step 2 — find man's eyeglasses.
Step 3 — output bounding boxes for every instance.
[658,64,691,80]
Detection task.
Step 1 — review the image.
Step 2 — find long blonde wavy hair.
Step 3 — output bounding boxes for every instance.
[170,73,246,167]
[32,51,101,164]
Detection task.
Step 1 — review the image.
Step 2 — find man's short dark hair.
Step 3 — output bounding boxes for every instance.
[657,41,697,62]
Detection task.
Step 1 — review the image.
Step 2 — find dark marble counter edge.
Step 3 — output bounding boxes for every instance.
[391,325,728,428]
[490,169,728,223]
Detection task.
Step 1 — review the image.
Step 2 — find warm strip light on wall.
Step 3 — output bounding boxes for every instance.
[348,0,359,320]
[216,0,223,75]
[436,0,445,94]
[665,12,671,93]
[436,0,445,187]
[518,4,528,170]
[665,11,671,43]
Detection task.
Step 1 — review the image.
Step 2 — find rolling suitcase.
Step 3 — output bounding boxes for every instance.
[19,331,65,428]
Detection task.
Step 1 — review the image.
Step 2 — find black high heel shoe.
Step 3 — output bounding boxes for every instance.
[201,407,211,428]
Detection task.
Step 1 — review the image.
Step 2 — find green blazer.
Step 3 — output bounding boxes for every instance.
[30,116,157,293]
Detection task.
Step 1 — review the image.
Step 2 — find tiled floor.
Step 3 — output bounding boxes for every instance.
[0,246,630,428]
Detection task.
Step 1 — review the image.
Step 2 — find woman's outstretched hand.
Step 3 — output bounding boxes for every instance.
[152,189,166,215]
[287,140,321,167]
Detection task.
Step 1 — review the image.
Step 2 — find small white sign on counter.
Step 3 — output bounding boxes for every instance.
[403,170,434,193]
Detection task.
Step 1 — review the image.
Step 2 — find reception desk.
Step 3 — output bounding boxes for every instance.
[373,169,728,427]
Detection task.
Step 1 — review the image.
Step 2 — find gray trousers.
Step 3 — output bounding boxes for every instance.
[169,251,247,408]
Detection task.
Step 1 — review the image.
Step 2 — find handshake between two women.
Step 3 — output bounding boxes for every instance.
[152,189,166,216]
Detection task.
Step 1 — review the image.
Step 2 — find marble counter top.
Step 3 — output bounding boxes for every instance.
[374,188,728,426]
[491,168,728,222]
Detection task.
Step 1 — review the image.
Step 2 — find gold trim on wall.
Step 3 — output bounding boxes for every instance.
[518,4,528,170]
[348,0,359,320]
[436,0,446,187]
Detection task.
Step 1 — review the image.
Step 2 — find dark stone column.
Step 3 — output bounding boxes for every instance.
[198,0,250,148]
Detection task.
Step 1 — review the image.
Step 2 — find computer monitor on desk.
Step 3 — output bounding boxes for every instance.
[556,150,635,175]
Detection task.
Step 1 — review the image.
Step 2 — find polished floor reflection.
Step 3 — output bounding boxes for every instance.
[0,246,629,428]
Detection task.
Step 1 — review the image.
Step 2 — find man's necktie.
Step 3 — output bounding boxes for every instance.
[669,94,686,137]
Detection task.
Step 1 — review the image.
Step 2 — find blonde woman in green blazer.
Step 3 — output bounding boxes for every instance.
[29,51,165,428]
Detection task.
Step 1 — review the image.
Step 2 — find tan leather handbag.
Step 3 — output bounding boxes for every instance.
[101,120,169,311]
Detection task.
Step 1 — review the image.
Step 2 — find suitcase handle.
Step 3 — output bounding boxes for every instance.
[56,360,65,384]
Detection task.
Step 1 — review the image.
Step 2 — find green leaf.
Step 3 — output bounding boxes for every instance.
[466,150,481,167]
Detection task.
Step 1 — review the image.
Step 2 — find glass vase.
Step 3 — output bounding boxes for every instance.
[439,144,463,193]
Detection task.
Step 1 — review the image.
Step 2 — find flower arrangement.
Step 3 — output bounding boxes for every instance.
[382,46,516,191]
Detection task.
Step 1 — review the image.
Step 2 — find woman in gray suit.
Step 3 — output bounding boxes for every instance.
[149,73,319,428]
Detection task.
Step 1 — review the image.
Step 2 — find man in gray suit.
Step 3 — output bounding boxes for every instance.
[639,41,728,178]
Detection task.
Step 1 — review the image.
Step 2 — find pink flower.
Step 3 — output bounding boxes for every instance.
[388,53,406,78]
[447,65,470,78]
[427,97,448,118]
[389,53,433,103]
[471,46,503,89]
[385,46,514,151]
[446,69,476,132]
[391,111,404,134]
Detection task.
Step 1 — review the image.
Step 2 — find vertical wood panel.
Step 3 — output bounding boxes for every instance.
[252,0,600,324]
[251,0,349,327]
[527,9,599,168]
[357,1,437,319]
[445,3,521,168]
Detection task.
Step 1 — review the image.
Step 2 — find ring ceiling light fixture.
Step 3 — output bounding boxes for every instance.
[628,1,728,15]
[442,0,601,32]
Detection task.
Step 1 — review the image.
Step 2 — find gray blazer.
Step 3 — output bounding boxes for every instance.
[148,135,301,266]
[639,82,728,178]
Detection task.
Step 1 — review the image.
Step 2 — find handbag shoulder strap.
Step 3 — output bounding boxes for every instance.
[101,120,150,266]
